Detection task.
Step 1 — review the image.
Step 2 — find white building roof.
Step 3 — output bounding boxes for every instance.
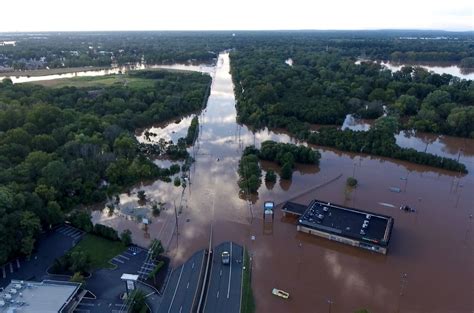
[0,280,80,313]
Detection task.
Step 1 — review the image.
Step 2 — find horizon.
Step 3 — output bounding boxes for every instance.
[1,0,472,32]
[1,28,474,34]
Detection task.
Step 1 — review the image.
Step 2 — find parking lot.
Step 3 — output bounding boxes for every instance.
[0,225,83,288]
[75,245,162,313]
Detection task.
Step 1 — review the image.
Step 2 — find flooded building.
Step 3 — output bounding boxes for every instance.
[283,199,394,254]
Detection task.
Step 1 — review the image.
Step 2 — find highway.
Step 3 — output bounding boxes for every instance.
[203,242,243,313]
[159,250,205,313]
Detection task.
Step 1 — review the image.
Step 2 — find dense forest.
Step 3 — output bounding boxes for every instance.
[1,31,472,71]
[229,42,472,172]
[230,47,473,138]
[0,70,211,264]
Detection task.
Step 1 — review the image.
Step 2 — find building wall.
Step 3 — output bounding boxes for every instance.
[297,225,387,255]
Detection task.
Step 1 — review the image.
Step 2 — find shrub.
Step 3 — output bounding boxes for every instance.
[120,229,132,246]
[93,223,119,241]
[347,177,358,187]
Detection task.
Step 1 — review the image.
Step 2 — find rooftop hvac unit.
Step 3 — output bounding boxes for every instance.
[9,289,17,294]
[13,284,22,289]
[4,293,12,300]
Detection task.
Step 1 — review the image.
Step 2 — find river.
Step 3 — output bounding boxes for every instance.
[12,52,473,312]
[355,60,474,80]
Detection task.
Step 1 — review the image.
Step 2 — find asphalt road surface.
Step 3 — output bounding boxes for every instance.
[159,250,205,313]
[203,242,243,313]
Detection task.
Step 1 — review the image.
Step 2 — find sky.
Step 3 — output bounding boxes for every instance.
[1,0,473,32]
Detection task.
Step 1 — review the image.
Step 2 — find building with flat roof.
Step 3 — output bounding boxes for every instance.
[283,199,394,254]
[0,280,82,313]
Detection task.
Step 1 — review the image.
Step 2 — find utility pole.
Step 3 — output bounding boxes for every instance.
[327,299,333,313]
[173,200,179,237]
[457,148,463,162]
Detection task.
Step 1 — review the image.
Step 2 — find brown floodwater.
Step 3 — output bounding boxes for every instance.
[92,53,473,313]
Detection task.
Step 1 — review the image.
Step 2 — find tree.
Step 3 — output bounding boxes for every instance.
[113,135,137,159]
[129,290,147,313]
[121,229,132,246]
[393,95,418,115]
[46,201,65,226]
[152,203,161,217]
[34,184,56,202]
[69,211,93,232]
[20,211,41,256]
[150,239,164,260]
[373,116,399,135]
[447,106,474,138]
[423,90,451,108]
[280,162,293,180]
[70,272,86,285]
[265,170,277,183]
[69,248,91,274]
[137,190,146,202]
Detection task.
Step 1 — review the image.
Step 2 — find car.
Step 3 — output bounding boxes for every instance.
[221,251,230,264]
[272,288,290,299]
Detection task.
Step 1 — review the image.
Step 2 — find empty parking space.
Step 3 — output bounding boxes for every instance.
[1,229,79,288]
[56,225,85,241]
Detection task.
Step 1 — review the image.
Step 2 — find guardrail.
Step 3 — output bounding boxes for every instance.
[195,223,214,313]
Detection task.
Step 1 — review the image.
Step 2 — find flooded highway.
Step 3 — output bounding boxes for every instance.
[92,52,473,313]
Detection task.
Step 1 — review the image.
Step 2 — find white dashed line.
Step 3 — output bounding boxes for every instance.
[168,266,185,313]
[227,242,233,299]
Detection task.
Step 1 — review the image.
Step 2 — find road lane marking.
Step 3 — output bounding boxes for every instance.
[116,254,130,260]
[227,242,233,299]
[216,291,219,298]
[168,265,185,313]
[16,259,20,268]
[187,282,190,289]
[9,263,13,273]
[179,306,183,313]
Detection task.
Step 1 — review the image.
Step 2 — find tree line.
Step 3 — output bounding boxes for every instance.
[238,141,321,193]
[307,117,467,173]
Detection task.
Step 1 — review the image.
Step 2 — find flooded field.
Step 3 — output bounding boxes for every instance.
[87,52,472,313]
[0,63,215,84]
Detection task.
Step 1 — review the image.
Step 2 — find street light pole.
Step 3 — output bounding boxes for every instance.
[327,299,333,313]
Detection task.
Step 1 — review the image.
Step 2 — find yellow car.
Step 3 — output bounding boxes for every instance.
[272,288,290,299]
